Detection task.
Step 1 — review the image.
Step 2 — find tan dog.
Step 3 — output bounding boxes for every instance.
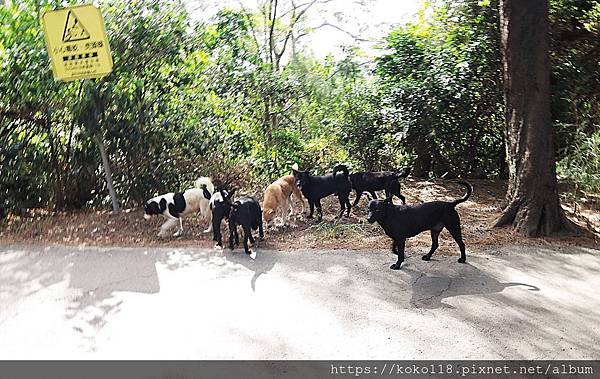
[262,175,305,227]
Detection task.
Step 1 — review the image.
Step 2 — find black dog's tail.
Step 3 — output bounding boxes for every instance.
[394,167,411,178]
[332,164,349,178]
[451,181,473,206]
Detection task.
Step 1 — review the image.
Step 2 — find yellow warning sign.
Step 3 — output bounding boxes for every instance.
[42,4,113,81]
[62,10,91,42]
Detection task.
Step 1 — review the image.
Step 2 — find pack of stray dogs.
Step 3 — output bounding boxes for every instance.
[143,163,473,270]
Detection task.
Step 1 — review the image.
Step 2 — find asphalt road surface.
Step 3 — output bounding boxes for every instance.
[0,243,598,359]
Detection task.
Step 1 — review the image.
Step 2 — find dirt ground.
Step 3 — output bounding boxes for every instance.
[1,179,599,255]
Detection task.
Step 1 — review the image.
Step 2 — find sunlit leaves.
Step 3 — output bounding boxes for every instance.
[375,0,505,178]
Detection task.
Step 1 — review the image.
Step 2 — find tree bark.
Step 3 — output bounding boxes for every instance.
[93,134,120,214]
[495,0,578,236]
[412,139,432,178]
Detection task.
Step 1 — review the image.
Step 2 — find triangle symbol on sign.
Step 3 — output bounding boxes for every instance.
[62,10,91,42]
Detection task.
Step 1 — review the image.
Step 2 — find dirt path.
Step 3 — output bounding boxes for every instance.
[1,179,598,252]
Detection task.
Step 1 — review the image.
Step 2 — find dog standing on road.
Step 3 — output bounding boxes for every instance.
[143,177,215,237]
[292,164,352,221]
[210,188,235,248]
[350,168,410,206]
[367,181,472,270]
[229,196,264,259]
[262,174,305,227]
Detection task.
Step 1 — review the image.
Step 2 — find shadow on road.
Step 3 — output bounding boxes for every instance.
[1,243,599,359]
[0,245,160,352]
[65,248,160,351]
[400,264,539,309]
[223,249,277,292]
[148,245,278,291]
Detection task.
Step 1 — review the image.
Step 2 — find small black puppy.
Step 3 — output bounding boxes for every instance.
[210,188,235,248]
[367,181,472,270]
[292,164,352,221]
[350,168,410,206]
[228,197,264,259]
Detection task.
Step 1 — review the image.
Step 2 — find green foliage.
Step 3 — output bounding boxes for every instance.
[0,0,84,212]
[376,0,505,178]
[550,0,600,192]
[1,0,600,216]
[558,128,600,193]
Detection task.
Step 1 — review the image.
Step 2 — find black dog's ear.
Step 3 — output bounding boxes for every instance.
[159,198,167,212]
[231,202,240,209]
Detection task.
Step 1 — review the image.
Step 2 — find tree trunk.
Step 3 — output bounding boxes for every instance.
[495,0,577,236]
[93,134,120,214]
[412,139,432,178]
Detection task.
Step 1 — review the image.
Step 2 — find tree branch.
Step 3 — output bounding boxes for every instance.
[237,1,263,59]
[0,109,47,126]
[305,22,373,42]
[268,0,278,69]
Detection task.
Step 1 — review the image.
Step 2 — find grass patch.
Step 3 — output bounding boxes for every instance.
[309,221,379,240]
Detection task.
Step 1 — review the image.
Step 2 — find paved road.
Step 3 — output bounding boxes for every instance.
[0,243,599,359]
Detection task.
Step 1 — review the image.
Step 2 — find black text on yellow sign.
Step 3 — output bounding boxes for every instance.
[42,4,113,81]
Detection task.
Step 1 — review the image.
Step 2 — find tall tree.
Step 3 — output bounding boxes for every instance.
[495,0,577,235]
[237,0,326,177]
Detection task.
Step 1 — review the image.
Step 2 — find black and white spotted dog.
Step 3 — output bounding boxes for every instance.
[143,177,215,238]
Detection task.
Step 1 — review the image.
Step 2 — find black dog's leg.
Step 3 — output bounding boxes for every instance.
[242,226,252,254]
[337,196,345,219]
[307,201,315,219]
[390,181,406,204]
[445,212,467,263]
[315,200,323,222]
[390,238,406,270]
[213,218,223,247]
[258,216,264,239]
[398,193,406,205]
[422,226,442,261]
[229,224,237,250]
[344,195,351,217]
[352,190,362,206]
[214,230,223,248]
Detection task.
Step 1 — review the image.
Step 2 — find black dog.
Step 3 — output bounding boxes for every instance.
[350,168,410,206]
[367,181,472,270]
[292,164,352,221]
[228,197,264,259]
[210,188,235,248]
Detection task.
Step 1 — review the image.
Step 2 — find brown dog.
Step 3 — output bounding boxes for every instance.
[262,175,305,227]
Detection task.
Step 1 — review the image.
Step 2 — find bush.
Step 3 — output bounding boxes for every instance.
[558,128,600,193]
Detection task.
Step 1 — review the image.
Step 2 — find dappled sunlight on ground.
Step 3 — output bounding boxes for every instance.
[1,244,598,358]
